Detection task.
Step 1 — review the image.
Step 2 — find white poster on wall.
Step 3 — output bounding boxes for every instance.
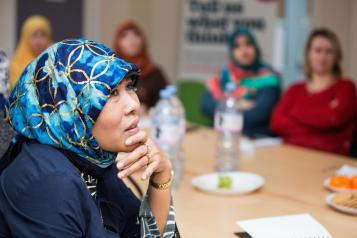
[177,0,278,81]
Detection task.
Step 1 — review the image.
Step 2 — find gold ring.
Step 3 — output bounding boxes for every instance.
[145,143,152,164]
[146,153,152,164]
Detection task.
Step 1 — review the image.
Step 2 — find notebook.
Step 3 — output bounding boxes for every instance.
[236,213,332,238]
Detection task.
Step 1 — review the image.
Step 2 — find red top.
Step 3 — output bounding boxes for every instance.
[270,79,357,155]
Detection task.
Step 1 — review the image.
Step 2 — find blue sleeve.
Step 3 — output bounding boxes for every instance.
[0,172,116,238]
[200,90,217,119]
[243,86,280,136]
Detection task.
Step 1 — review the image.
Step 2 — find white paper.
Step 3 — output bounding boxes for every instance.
[336,165,357,177]
[236,213,332,238]
[252,137,282,148]
[239,137,255,154]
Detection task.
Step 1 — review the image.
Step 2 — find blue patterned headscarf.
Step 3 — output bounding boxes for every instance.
[5,38,139,168]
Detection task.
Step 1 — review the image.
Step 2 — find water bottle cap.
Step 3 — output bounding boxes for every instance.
[159,89,171,99]
[225,82,236,92]
[166,85,177,95]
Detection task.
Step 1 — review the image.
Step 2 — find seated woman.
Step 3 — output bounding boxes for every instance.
[0,50,15,158]
[113,21,168,113]
[270,28,357,155]
[201,27,280,138]
[0,50,9,111]
[9,15,52,90]
[0,39,177,237]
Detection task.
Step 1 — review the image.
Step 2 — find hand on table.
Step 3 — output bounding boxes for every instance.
[239,99,255,110]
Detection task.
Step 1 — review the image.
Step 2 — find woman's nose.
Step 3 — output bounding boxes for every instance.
[123,92,140,115]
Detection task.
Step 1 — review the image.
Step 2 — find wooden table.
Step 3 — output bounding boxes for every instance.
[169,128,357,238]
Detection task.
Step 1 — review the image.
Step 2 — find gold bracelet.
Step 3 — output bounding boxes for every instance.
[149,170,174,190]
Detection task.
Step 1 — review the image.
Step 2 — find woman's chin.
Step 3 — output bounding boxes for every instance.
[119,143,140,153]
[101,141,137,153]
[104,128,141,153]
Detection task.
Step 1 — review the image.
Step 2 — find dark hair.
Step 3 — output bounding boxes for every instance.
[304,28,343,78]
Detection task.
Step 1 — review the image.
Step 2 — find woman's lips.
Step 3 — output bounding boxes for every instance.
[125,125,139,136]
[125,119,140,136]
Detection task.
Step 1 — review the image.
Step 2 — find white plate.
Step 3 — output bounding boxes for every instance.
[326,193,357,216]
[191,171,264,195]
[323,177,357,192]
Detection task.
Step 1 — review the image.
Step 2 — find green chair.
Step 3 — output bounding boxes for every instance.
[177,80,212,127]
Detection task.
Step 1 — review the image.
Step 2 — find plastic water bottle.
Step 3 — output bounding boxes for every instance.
[214,82,243,172]
[166,85,186,179]
[151,88,184,189]
[166,85,186,143]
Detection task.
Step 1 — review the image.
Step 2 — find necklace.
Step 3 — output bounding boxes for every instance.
[80,172,98,198]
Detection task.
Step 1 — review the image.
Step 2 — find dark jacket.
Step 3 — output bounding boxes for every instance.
[0,140,141,237]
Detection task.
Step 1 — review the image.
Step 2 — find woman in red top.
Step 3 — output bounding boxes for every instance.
[271,28,357,155]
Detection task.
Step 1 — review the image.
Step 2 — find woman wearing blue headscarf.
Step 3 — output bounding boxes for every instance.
[201,27,281,138]
[0,39,177,237]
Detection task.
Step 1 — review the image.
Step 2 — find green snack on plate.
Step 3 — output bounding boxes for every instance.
[218,175,233,189]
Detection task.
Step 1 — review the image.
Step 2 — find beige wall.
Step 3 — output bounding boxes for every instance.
[0,0,16,57]
[1,0,356,85]
[92,0,357,84]
[85,0,181,83]
[349,1,357,85]
[310,0,357,83]
[0,0,181,82]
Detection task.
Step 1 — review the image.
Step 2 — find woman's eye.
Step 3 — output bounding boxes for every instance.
[314,48,322,53]
[326,48,334,55]
[111,89,119,96]
[126,82,138,92]
[246,42,253,47]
